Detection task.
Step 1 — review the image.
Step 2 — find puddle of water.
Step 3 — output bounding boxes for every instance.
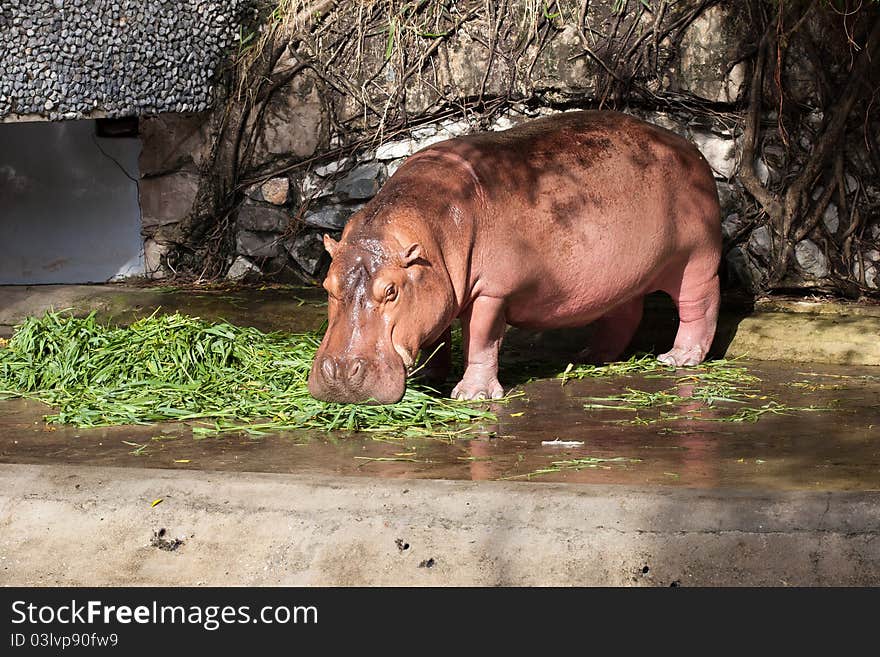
[1,360,878,492]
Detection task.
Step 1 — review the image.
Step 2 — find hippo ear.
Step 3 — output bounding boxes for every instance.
[401,243,422,267]
[323,234,339,258]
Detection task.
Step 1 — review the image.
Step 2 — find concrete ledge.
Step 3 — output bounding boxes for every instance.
[1,463,878,586]
[755,298,880,317]
[723,311,880,366]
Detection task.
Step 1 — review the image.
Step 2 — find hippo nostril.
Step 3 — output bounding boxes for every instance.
[347,358,368,386]
[320,356,338,382]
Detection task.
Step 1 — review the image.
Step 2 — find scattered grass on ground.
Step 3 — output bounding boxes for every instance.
[0,313,845,444]
[502,455,643,480]
[562,355,833,425]
[558,354,673,383]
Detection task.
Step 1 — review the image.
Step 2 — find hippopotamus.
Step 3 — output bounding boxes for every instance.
[308,110,721,404]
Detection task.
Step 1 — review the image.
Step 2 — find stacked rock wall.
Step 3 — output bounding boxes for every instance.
[215,103,746,286]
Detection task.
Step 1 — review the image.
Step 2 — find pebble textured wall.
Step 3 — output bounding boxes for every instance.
[0,0,254,120]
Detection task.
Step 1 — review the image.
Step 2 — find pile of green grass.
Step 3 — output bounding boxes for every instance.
[0,312,493,436]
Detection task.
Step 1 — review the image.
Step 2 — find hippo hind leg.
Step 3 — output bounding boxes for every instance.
[579,296,645,364]
[658,270,720,367]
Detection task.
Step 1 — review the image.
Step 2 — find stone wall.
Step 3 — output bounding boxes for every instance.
[0,0,255,121]
[137,2,880,292]
[139,112,212,277]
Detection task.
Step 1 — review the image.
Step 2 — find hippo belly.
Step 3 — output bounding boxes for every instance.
[473,126,716,337]
[500,196,688,331]
[501,228,680,332]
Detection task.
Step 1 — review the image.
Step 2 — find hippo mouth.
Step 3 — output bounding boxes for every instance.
[308,331,409,405]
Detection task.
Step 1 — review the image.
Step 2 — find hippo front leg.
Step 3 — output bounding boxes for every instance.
[452,296,506,400]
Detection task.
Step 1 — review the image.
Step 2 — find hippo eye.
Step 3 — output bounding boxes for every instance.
[385,283,398,302]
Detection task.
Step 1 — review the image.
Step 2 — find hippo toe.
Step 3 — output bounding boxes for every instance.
[451,377,505,401]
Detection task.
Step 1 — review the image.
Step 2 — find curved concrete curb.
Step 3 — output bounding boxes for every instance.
[1,464,878,586]
[722,310,880,365]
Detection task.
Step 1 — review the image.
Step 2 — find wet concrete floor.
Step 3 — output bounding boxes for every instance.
[2,284,879,491]
[1,356,877,491]
[5,286,880,587]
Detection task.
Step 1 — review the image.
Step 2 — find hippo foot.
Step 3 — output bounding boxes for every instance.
[658,345,706,367]
[451,378,505,401]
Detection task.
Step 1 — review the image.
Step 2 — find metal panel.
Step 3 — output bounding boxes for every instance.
[0,119,144,284]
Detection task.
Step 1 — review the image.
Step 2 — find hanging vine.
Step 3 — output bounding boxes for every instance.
[738,0,880,296]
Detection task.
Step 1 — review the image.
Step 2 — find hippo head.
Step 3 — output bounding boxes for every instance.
[308,227,455,404]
